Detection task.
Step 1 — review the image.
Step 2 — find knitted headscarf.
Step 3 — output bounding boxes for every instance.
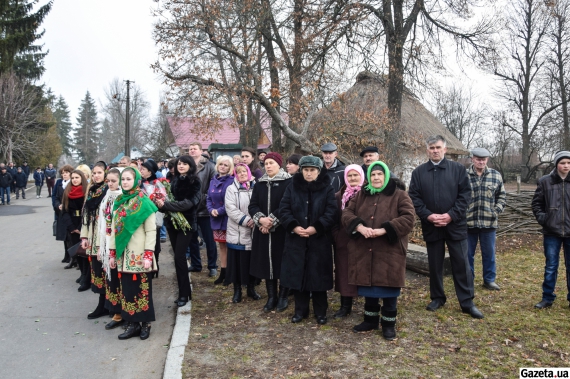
[234,163,252,189]
[365,161,390,194]
[112,167,158,260]
[341,164,365,209]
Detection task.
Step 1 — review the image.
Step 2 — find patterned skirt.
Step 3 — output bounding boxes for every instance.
[120,272,155,323]
[105,267,122,315]
[213,229,227,243]
[89,257,106,294]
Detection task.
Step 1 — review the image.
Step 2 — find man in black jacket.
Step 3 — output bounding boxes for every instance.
[321,143,345,193]
[187,142,218,277]
[531,150,570,309]
[45,163,57,197]
[6,162,16,194]
[0,167,12,205]
[409,135,483,319]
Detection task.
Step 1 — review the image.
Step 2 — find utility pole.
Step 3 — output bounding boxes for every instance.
[124,80,133,157]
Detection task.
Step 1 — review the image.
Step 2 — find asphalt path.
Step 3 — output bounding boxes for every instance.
[0,186,178,379]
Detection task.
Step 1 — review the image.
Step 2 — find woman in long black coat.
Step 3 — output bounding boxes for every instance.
[279,156,337,325]
[248,152,292,313]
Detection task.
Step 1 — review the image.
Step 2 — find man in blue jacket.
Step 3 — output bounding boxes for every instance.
[409,135,483,319]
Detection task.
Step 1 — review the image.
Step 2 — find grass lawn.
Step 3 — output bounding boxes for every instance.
[183,235,570,378]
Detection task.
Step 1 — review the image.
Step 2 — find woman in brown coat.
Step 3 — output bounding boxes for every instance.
[341,161,415,340]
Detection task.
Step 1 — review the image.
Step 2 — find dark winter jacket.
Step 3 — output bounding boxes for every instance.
[248,169,292,279]
[14,172,27,187]
[52,179,64,213]
[6,166,17,180]
[21,164,30,177]
[161,175,202,231]
[279,170,337,291]
[195,157,216,217]
[57,196,84,241]
[408,158,471,241]
[532,169,570,237]
[0,171,13,188]
[341,178,415,288]
[45,168,57,181]
[206,174,234,230]
[325,159,346,193]
[33,171,45,186]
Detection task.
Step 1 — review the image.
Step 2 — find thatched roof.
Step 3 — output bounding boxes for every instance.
[310,71,468,156]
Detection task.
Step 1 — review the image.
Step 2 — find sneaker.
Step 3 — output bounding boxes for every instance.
[36,196,39,199]
[209,269,217,277]
[160,238,166,243]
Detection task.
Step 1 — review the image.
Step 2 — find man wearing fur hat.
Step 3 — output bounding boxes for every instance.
[466,147,506,291]
[532,150,570,309]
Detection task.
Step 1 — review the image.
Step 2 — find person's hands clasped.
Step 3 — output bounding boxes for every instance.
[356,224,376,238]
[246,219,255,228]
[294,226,317,237]
[259,217,273,229]
[109,257,116,269]
[211,209,219,217]
[155,198,165,208]
[373,228,387,237]
[81,238,89,250]
[260,226,270,234]
[428,213,452,227]
[143,259,152,269]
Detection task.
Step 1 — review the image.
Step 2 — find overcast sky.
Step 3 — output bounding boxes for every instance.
[41,0,162,123]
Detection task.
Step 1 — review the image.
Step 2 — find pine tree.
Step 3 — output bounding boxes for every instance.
[0,0,52,80]
[75,91,100,164]
[53,95,73,156]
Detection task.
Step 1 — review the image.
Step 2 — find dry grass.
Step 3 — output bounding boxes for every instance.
[183,235,570,378]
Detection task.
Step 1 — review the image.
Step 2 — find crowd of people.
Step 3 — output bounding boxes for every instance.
[36,134,570,342]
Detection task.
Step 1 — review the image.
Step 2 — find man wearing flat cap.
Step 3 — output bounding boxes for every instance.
[532,150,570,309]
[321,143,346,192]
[360,146,380,172]
[466,147,506,291]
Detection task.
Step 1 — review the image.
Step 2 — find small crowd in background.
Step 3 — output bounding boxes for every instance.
[5,133,570,342]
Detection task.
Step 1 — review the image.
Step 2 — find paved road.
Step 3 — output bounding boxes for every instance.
[0,186,177,379]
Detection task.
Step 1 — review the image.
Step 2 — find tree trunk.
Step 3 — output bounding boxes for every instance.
[556,18,570,150]
[263,20,282,152]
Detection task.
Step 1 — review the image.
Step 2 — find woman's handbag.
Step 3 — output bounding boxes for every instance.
[52,221,57,237]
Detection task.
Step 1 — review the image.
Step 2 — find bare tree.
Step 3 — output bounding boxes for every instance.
[140,100,176,159]
[432,83,486,149]
[493,0,564,181]
[153,0,364,154]
[0,72,46,162]
[99,78,151,161]
[545,0,570,150]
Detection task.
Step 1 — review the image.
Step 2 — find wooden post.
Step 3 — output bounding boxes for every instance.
[517,175,521,194]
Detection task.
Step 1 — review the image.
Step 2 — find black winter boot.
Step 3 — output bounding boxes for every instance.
[88,293,110,319]
[246,277,261,300]
[352,304,380,332]
[64,257,77,269]
[381,308,397,340]
[214,267,226,285]
[232,283,243,303]
[140,322,151,340]
[76,274,84,284]
[334,296,353,318]
[263,279,278,312]
[77,267,91,292]
[275,285,290,312]
[62,251,70,263]
[118,322,141,340]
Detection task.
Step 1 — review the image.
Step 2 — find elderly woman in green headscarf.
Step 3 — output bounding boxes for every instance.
[341,161,415,340]
[109,167,158,341]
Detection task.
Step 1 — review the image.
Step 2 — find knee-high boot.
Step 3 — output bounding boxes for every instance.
[88,293,110,319]
[334,296,353,318]
[352,304,380,332]
[381,308,397,340]
[276,285,289,312]
[232,283,243,303]
[263,279,278,312]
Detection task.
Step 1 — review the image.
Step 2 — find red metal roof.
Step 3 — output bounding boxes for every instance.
[168,117,273,149]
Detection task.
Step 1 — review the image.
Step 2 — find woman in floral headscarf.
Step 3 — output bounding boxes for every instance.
[332,164,365,319]
[109,167,158,341]
[342,161,415,340]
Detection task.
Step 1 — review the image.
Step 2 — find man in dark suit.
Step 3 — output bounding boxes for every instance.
[408,135,483,319]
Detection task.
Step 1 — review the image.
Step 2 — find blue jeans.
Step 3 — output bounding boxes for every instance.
[467,228,497,283]
[160,225,167,239]
[188,216,218,270]
[542,235,570,302]
[0,186,10,204]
